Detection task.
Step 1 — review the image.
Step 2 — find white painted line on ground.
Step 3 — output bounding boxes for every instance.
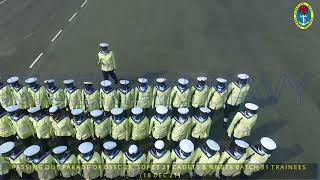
[29,53,44,69]
[0,0,7,5]
[81,0,87,7]
[51,29,63,42]
[68,12,78,22]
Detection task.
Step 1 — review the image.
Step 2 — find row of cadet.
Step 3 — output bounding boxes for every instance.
[0,101,258,143]
[0,137,277,179]
[1,73,251,122]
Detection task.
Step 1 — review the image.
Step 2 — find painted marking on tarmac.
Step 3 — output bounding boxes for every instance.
[29,53,44,69]
[51,29,63,42]
[81,0,87,7]
[0,0,7,5]
[68,12,78,22]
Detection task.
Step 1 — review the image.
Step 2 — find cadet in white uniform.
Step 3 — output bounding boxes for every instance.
[135,78,153,112]
[52,145,78,179]
[171,139,196,176]
[101,141,124,178]
[147,140,172,174]
[191,77,209,113]
[44,79,67,110]
[224,74,250,125]
[117,80,135,112]
[124,144,146,177]
[24,145,57,180]
[100,80,118,115]
[98,43,118,83]
[170,78,192,114]
[193,139,221,177]
[77,142,103,180]
[227,103,259,139]
[169,107,192,142]
[215,140,249,178]
[25,77,50,109]
[149,106,172,140]
[152,78,171,108]
[243,137,277,176]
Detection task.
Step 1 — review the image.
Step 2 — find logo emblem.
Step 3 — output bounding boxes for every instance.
[294,2,314,30]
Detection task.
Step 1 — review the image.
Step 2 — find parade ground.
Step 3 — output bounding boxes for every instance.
[0,0,319,170]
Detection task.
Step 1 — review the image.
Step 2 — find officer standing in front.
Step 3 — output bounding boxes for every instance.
[135,78,153,111]
[110,108,129,141]
[152,78,171,108]
[169,107,192,142]
[117,80,135,113]
[227,103,259,139]
[147,140,172,175]
[7,105,35,145]
[52,145,79,179]
[71,109,94,141]
[215,139,249,178]
[24,145,57,180]
[44,79,67,110]
[149,106,172,140]
[63,79,85,111]
[0,80,15,111]
[190,77,209,113]
[101,141,124,178]
[98,43,118,83]
[100,80,118,115]
[128,107,149,141]
[82,82,101,112]
[25,77,50,109]
[124,144,147,178]
[243,137,277,176]
[77,142,103,180]
[224,74,250,126]
[7,77,33,112]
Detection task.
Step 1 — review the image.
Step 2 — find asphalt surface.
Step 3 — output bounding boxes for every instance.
[0,0,319,173]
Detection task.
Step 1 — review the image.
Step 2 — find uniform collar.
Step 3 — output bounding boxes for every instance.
[10,150,24,160]
[103,150,120,160]
[11,114,25,122]
[94,116,108,124]
[154,115,168,123]
[150,149,167,159]
[81,152,94,161]
[32,152,50,164]
[174,148,190,160]
[112,116,125,124]
[84,89,96,95]
[174,116,188,124]
[251,145,266,156]
[55,154,72,164]
[102,88,113,94]
[33,114,46,121]
[73,116,87,125]
[156,85,169,92]
[66,87,76,94]
[118,88,132,94]
[194,115,208,123]
[213,85,226,93]
[194,84,205,91]
[125,152,142,162]
[226,149,243,160]
[131,115,145,124]
[137,85,149,93]
[177,86,188,93]
[46,86,59,94]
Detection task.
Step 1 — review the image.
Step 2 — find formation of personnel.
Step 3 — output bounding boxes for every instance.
[0,137,277,179]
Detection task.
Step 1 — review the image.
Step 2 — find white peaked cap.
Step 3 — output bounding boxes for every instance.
[44,79,55,84]
[119,80,129,85]
[7,77,19,84]
[245,103,259,111]
[178,78,189,85]
[261,137,277,151]
[63,79,74,85]
[52,146,67,154]
[178,107,189,115]
[24,145,40,157]
[156,106,168,115]
[235,140,249,149]
[128,145,138,154]
[83,81,93,85]
[179,139,194,153]
[111,108,123,115]
[156,78,166,83]
[49,106,59,114]
[138,78,148,83]
[216,78,227,83]
[197,76,207,82]
[25,77,37,84]
[27,107,41,113]
[6,105,19,113]
[99,43,109,48]
[103,141,117,150]
[206,140,220,151]
[90,110,103,117]
[200,107,211,114]
[78,142,93,154]
[0,142,15,154]
[71,109,84,116]
[154,140,164,150]
[131,107,143,115]
[101,80,112,87]
[237,74,249,80]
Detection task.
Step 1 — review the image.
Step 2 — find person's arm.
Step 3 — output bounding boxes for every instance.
[111,51,116,70]
[227,113,242,137]
[152,88,157,108]
[125,119,130,141]
[148,118,154,135]
[169,88,176,109]
[167,119,175,140]
[206,118,212,137]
